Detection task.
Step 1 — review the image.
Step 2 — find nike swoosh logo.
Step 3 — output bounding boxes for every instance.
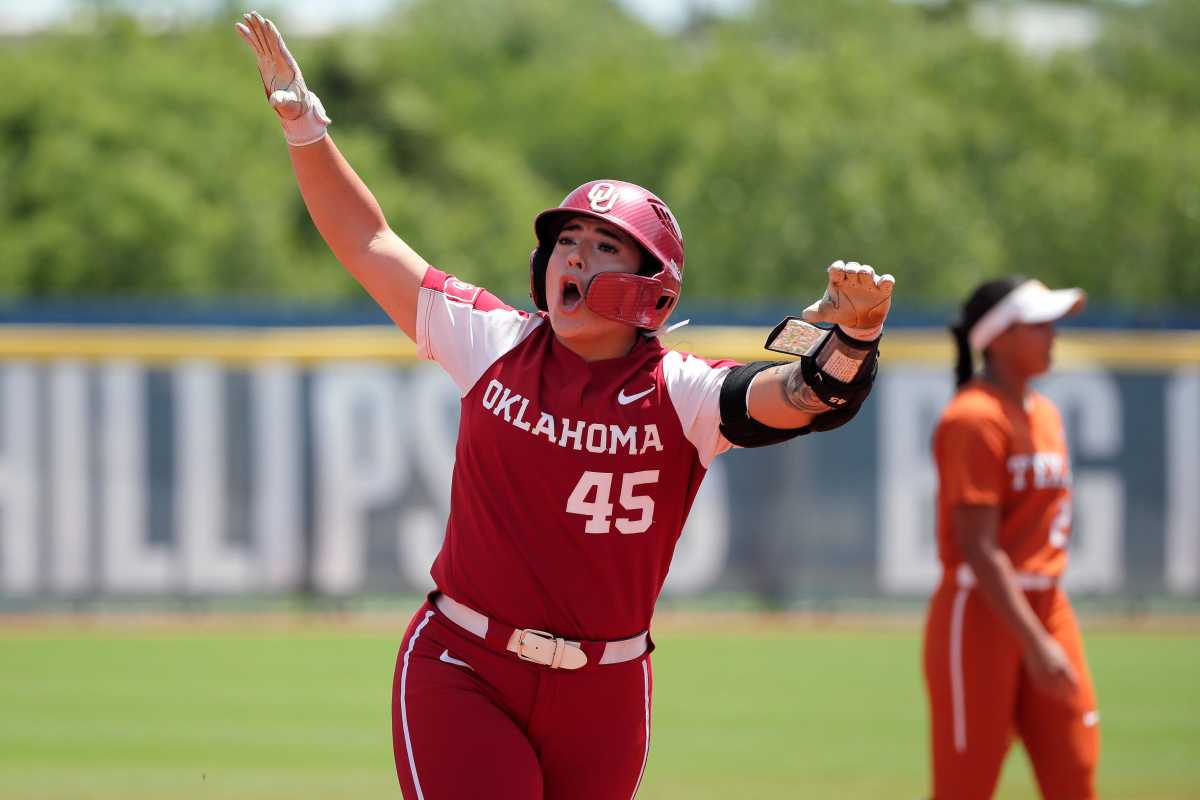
[617,386,654,405]
[439,650,473,670]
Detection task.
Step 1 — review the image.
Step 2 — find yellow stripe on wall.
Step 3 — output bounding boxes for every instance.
[0,326,419,365]
[0,325,1197,368]
[665,326,1200,369]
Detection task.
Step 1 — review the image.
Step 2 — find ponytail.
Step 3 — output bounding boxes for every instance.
[950,323,973,388]
[951,275,1026,391]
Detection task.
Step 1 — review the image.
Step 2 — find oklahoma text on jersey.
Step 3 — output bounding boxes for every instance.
[480,378,664,455]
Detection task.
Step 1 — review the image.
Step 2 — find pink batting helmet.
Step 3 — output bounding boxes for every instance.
[529,179,685,330]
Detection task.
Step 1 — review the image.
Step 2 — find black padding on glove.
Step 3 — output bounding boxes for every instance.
[718,361,811,447]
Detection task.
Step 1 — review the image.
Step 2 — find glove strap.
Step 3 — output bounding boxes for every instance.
[837,321,883,342]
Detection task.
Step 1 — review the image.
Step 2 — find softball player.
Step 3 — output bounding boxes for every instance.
[237,12,896,798]
[924,277,1100,799]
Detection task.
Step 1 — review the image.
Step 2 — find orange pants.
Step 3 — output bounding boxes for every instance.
[923,582,1099,799]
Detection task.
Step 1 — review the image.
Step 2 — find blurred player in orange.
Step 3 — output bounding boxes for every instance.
[923,277,1100,799]
[236,11,896,799]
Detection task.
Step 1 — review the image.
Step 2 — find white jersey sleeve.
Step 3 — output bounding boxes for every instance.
[662,349,737,467]
[415,267,544,395]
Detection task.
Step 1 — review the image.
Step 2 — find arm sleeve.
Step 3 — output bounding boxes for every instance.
[662,349,738,468]
[935,413,1010,507]
[415,267,543,395]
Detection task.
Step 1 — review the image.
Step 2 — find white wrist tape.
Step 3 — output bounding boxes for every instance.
[278,91,330,147]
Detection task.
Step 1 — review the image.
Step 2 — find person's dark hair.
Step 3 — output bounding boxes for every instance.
[950,276,1027,388]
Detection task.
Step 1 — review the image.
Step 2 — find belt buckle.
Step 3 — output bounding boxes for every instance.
[515,628,560,666]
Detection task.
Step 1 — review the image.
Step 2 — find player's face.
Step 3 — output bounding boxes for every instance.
[991,321,1057,377]
[545,216,644,359]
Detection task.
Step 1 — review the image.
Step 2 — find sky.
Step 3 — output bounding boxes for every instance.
[0,0,754,35]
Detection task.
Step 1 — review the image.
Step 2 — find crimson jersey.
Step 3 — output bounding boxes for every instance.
[416,267,739,641]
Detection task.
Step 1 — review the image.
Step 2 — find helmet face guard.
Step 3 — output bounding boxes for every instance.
[529,179,684,330]
[584,271,680,329]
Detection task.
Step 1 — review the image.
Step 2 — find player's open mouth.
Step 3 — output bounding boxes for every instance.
[560,278,584,313]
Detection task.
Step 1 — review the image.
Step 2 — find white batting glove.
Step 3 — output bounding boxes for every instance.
[235,11,330,146]
[801,260,895,341]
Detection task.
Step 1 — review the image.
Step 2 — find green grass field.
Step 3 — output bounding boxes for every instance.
[1,617,1197,799]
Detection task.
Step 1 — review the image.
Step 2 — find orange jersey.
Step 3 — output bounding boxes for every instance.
[933,380,1072,577]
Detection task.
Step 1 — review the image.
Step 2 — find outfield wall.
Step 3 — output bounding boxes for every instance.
[0,325,1197,604]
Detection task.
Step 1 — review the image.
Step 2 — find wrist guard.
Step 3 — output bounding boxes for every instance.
[765,317,880,428]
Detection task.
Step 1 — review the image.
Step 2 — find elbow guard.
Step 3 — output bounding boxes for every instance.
[718,361,810,448]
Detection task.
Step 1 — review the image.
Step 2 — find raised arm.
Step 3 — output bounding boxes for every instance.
[748,261,894,429]
[235,12,428,339]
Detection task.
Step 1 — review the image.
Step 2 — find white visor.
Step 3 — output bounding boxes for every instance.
[968,280,1086,352]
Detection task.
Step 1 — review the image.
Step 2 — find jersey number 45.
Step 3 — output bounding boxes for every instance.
[566,470,660,535]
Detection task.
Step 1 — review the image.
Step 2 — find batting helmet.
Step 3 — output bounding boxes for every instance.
[529,179,684,330]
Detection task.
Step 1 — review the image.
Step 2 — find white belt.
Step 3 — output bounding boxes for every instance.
[955,563,1058,591]
[434,593,648,670]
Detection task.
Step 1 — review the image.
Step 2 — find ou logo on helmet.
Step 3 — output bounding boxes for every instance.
[587,182,620,213]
